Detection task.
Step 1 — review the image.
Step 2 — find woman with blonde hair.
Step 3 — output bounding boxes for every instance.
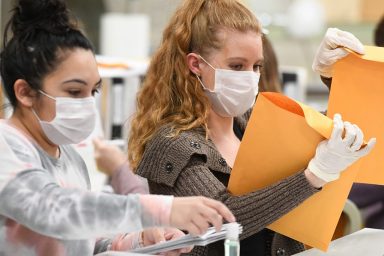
[129,0,375,255]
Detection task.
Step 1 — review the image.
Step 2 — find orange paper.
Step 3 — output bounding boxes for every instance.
[228,92,361,250]
[329,46,384,184]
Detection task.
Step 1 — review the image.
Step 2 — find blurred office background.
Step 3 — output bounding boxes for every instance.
[1,0,384,125]
[1,0,383,191]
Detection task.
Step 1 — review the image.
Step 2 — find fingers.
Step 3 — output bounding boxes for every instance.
[331,115,375,156]
[92,137,104,150]
[313,28,363,78]
[326,28,365,54]
[164,231,175,241]
[142,228,165,246]
[342,122,357,147]
[333,28,365,54]
[350,124,364,151]
[327,48,349,63]
[180,245,194,253]
[194,214,211,235]
[330,114,344,142]
[170,197,234,236]
[202,197,236,223]
[199,205,223,232]
[164,227,185,240]
[185,221,204,236]
[152,228,166,244]
[192,197,234,234]
[358,138,377,156]
[161,228,192,255]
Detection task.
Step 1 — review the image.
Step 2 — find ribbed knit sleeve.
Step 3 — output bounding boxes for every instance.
[136,126,216,187]
[136,124,319,243]
[148,156,319,240]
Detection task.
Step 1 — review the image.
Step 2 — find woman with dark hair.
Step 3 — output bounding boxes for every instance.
[0,0,235,255]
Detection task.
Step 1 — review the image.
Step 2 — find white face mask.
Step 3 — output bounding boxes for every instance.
[33,90,97,145]
[196,55,260,117]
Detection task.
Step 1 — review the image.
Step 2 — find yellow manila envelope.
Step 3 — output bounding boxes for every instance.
[228,92,362,250]
[328,45,383,184]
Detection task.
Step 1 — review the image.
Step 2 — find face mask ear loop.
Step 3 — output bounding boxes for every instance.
[31,108,43,122]
[196,54,217,92]
[32,90,56,123]
[198,54,216,71]
[195,74,215,93]
[38,90,56,101]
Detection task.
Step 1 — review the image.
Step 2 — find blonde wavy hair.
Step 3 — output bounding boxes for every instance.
[128,0,261,169]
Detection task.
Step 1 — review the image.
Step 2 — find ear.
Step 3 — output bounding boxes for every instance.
[186,53,202,76]
[14,79,37,108]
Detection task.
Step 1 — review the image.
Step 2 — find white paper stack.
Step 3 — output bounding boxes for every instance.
[131,223,243,254]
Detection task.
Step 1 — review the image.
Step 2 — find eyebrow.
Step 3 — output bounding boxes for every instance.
[62,78,102,86]
[227,57,264,64]
[95,78,102,86]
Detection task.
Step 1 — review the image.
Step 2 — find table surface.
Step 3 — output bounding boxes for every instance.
[96,228,384,256]
[95,252,154,256]
[293,228,384,255]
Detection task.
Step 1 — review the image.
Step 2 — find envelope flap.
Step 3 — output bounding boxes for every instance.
[261,92,333,139]
[261,92,304,117]
[346,45,384,63]
[298,102,333,139]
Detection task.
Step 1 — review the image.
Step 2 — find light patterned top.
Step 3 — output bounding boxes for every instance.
[0,120,172,256]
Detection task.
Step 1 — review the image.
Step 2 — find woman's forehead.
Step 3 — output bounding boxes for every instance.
[213,29,263,60]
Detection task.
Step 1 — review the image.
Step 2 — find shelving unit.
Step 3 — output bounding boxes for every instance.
[96,55,148,140]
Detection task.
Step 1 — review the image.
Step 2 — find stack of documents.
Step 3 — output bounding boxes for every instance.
[131,223,242,254]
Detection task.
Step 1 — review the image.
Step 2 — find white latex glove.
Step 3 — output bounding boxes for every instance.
[308,114,376,182]
[312,28,365,78]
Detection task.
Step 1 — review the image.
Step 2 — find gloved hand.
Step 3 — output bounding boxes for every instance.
[308,114,376,182]
[312,28,365,78]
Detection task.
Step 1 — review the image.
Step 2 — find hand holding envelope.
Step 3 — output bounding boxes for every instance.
[228,92,374,250]
[328,46,384,184]
[227,26,381,251]
[308,114,376,182]
[312,28,365,78]
[312,28,384,185]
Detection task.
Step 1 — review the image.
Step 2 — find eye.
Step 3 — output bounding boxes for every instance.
[91,88,100,96]
[68,90,81,96]
[229,64,243,71]
[253,64,262,73]
[92,84,102,96]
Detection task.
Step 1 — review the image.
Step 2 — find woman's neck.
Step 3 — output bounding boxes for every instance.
[207,109,240,168]
[207,109,235,140]
[10,109,60,158]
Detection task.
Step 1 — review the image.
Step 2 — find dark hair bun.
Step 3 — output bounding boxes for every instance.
[12,0,75,36]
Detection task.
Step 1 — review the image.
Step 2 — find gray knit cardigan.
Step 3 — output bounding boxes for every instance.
[136,113,319,256]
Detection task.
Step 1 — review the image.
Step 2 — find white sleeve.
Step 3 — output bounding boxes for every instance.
[0,127,173,240]
[0,169,151,239]
[0,130,41,191]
